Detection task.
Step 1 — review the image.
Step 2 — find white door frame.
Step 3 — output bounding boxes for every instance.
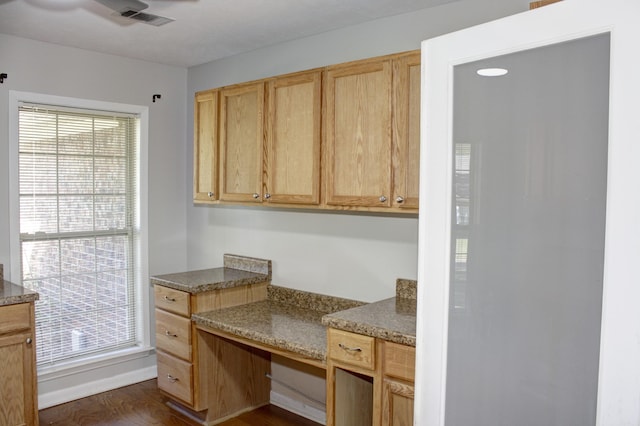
[416,1,640,424]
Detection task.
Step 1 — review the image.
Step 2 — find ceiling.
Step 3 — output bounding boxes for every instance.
[0,0,458,68]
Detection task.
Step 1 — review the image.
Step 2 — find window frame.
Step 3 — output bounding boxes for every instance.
[8,90,151,377]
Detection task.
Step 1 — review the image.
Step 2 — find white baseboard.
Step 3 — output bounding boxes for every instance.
[270,390,326,425]
[38,365,157,409]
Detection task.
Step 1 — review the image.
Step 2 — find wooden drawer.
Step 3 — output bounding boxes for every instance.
[384,342,415,382]
[0,303,31,334]
[157,351,193,406]
[155,309,192,361]
[328,328,375,370]
[154,286,190,317]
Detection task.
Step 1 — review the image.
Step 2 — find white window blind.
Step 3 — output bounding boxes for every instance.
[18,103,139,368]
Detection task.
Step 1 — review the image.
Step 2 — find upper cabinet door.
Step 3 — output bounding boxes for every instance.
[193,90,219,202]
[219,82,265,202]
[324,59,393,208]
[265,70,322,205]
[392,51,421,210]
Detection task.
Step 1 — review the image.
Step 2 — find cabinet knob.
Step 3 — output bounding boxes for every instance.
[26,337,32,345]
[167,374,179,383]
[264,193,271,200]
[379,195,388,203]
[396,196,405,204]
[252,193,260,199]
[163,295,176,302]
[207,192,214,198]
[165,330,177,338]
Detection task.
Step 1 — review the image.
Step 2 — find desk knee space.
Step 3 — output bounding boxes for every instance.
[195,329,272,424]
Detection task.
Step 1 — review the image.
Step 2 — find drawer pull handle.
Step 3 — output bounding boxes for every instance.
[163,295,176,302]
[165,330,178,338]
[338,343,363,353]
[167,374,179,383]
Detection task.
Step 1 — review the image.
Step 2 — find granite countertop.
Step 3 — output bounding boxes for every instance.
[169,256,417,361]
[150,254,271,293]
[0,280,40,306]
[0,265,39,306]
[321,279,417,347]
[192,285,364,362]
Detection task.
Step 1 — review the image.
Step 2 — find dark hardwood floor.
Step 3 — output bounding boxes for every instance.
[38,379,321,426]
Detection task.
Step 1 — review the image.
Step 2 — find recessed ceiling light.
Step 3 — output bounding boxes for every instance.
[477,68,508,77]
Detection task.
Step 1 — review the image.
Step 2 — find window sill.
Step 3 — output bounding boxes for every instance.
[37,345,156,383]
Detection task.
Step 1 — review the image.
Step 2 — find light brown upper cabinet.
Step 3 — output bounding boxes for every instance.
[193,50,420,214]
[392,51,421,210]
[265,70,322,205]
[325,58,394,209]
[193,90,219,202]
[219,81,265,203]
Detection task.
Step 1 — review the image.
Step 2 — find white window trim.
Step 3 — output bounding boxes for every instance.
[8,90,151,378]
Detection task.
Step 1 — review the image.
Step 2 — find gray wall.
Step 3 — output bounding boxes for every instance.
[186,0,531,303]
[186,0,531,416]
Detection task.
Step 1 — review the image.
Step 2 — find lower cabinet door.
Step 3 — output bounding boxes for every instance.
[382,379,414,426]
[157,351,194,406]
[0,332,37,426]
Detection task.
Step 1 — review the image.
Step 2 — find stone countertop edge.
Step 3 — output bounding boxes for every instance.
[223,253,271,277]
[322,279,417,347]
[267,285,365,314]
[150,254,271,293]
[396,278,417,300]
[0,264,40,306]
[192,285,365,361]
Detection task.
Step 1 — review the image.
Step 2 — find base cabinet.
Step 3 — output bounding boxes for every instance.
[332,367,375,426]
[381,342,415,426]
[326,329,415,426]
[326,328,380,426]
[0,302,38,426]
[154,282,268,413]
[382,379,414,426]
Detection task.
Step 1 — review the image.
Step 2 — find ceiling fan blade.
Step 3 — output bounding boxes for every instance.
[120,10,174,26]
[94,0,174,26]
[94,0,149,13]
